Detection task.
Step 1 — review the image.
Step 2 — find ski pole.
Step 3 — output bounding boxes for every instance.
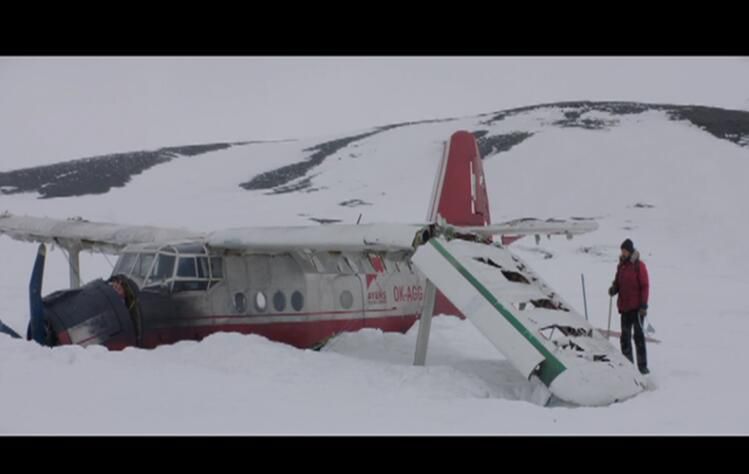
[581,273,589,321]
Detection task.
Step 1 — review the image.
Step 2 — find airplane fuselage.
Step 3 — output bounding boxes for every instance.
[116,244,428,349]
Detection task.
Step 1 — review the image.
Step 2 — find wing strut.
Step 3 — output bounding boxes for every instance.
[413,279,437,366]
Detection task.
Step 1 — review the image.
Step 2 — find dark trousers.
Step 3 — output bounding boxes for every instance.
[620,310,647,370]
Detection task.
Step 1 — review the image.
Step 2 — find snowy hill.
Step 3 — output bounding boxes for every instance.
[1,101,748,433]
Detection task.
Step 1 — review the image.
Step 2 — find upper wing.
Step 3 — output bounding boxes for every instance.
[451,218,598,239]
[207,223,424,253]
[0,213,202,253]
[0,213,424,255]
[1,212,594,255]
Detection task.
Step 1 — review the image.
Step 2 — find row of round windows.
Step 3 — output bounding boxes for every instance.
[233,289,356,314]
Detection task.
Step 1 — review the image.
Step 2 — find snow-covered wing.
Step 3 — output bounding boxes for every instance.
[0,213,201,253]
[0,214,424,255]
[454,218,598,238]
[412,237,647,406]
[207,223,423,254]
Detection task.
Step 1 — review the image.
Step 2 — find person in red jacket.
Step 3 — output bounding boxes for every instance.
[609,238,650,374]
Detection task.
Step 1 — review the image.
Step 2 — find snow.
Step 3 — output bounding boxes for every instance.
[207,223,421,253]
[0,214,200,252]
[1,102,748,433]
[0,318,554,434]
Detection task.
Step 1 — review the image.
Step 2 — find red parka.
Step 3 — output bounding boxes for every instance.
[613,251,649,314]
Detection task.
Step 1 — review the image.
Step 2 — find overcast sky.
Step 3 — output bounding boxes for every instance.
[1,56,748,168]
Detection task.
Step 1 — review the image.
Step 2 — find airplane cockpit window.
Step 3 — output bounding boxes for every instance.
[133,253,156,280]
[149,254,176,284]
[114,253,138,275]
[197,257,209,279]
[173,254,220,293]
[115,242,224,293]
[177,257,197,278]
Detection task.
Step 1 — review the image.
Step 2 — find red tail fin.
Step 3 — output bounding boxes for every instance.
[427,131,491,319]
[427,131,491,226]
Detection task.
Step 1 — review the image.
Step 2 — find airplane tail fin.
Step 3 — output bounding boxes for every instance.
[427,131,491,227]
[427,131,491,319]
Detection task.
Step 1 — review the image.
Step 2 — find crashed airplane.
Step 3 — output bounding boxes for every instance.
[0,131,647,406]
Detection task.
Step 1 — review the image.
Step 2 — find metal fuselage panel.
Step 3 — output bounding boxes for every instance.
[139,250,427,349]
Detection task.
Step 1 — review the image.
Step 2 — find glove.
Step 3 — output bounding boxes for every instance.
[638,306,647,317]
[608,285,618,297]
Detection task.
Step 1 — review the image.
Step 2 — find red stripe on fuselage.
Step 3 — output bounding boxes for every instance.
[139,314,420,349]
[149,306,399,322]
